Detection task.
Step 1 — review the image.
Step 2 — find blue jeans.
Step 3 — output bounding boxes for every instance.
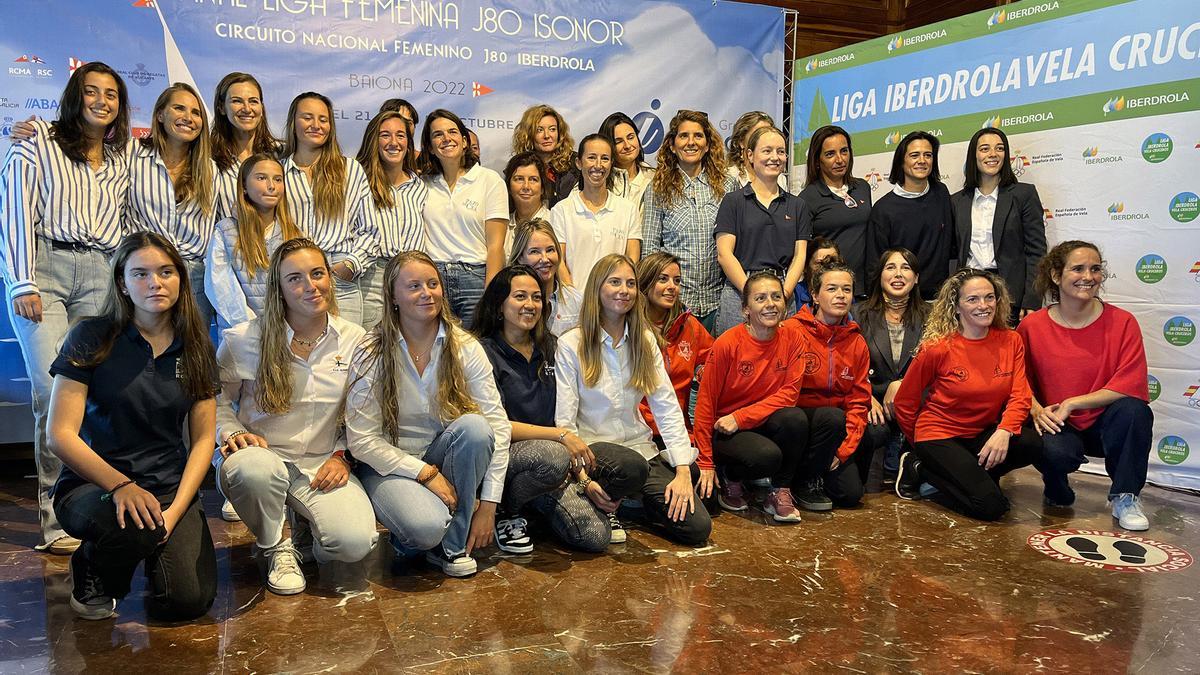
[1039,397,1153,497]
[357,414,494,556]
[436,261,485,330]
[330,254,364,327]
[184,257,214,331]
[359,257,389,331]
[9,240,108,546]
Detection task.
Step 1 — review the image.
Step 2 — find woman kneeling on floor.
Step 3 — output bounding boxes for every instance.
[216,238,379,596]
[892,269,1043,520]
[48,232,219,621]
[346,251,510,578]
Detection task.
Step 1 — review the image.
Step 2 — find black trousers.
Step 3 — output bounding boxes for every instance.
[636,456,713,547]
[824,423,890,507]
[711,407,808,488]
[913,425,1043,521]
[56,484,217,621]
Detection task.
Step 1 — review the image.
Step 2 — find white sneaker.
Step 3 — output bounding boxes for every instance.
[221,499,241,522]
[494,516,534,554]
[1110,493,1150,531]
[425,547,478,577]
[41,535,81,555]
[607,512,627,544]
[259,539,306,595]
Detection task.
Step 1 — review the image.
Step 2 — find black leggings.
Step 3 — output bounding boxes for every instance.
[914,425,1043,521]
[712,407,806,488]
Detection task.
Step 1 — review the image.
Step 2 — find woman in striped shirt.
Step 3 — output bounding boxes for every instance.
[124,83,217,327]
[279,92,372,326]
[210,72,280,221]
[1,62,132,555]
[355,110,428,329]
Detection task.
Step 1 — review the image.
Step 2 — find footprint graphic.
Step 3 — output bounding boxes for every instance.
[1066,536,1105,561]
[1113,540,1147,564]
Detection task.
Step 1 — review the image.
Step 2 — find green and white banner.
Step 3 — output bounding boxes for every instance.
[792,0,1200,489]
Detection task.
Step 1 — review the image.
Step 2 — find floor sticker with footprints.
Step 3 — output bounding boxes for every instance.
[1027,529,1193,572]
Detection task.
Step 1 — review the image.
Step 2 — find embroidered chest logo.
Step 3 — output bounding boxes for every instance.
[993,366,1013,378]
[542,362,556,378]
[332,355,349,372]
[800,351,821,375]
[949,367,969,382]
[463,198,480,210]
[174,359,182,379]
[839,366,854,380]
[677,340,693,362]
[775,358,787,372]
[737,360,754,377]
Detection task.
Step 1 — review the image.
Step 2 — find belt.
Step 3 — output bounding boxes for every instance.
[438,261,485,269]
[48,239,93,252]
[745,267,786,279]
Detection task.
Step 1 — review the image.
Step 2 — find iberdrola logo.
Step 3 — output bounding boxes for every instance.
[1102,96,1126,115]
[1108,202,1125,214]
[981,115,1002,128]
[805,58,818,73]
[987,9,1007,27]
[883,131,901,146]
[887,35,903,52]
[1082,147,1099,157]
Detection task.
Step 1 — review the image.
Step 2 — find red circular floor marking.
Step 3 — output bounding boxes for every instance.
[1027,528,1193,573]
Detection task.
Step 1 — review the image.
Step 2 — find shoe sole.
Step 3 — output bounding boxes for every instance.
[797,501,833,512]
[496,541,534,555]
[266,582,306,596]
[47,542,82,555]
[717,496,749,512]
[69,595,115,620]
[764,506,802,523]
[425,553,477,577]
[895,454,918,501]
[1112,512,1149,531]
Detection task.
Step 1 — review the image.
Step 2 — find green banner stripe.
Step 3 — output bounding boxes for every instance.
[793,0,1131,80]
[793,76,1200,158]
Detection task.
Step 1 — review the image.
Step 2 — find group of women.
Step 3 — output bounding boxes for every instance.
[0,64,1154,622]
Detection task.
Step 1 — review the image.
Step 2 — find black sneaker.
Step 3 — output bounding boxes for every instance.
[1042,472,1076,508]
[796,478,833,512]
[607,512,627,544]
[895,452,923,501]
[494,515,534,554]
[425,547,477,577]
[69,551,116,620]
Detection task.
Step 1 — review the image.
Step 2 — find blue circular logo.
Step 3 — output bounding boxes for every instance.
[634,99,664,155]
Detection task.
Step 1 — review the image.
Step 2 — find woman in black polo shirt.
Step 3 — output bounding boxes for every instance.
[713,125,811,336]
[798,125,873,298]
[474,265,640,552]
[46,231,219,621]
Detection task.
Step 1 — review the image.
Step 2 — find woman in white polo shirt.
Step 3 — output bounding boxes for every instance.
[418,109,507,328]
[551,134,641,288]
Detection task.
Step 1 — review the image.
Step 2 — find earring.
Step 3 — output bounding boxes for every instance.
[392,304,399,311]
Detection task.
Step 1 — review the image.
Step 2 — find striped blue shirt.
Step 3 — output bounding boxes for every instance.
[124,143,217,261]
[281,155,373,271]
[214,162,241,223]
[0,119,129,301]
[363,172,428,258]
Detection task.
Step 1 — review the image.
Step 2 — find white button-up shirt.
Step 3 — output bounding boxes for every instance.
[551,191,641,287]
[0,119,129,301]
[612,164,655,221]
[968,188,998,269]
[345,323,511,502]
[422,163,507,265]
[548,283,582,337]
[555,325,696,467]
[216,314,366,476]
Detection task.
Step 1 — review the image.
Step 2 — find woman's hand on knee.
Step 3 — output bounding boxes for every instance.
[664,466,696,522]
[714,415,739,435]
[223,431,269,457]
[978,430,1011,470]
[112,482,163,530]
[561,431,595,471]
[466,501,497,554]
[584,480,619,513]
[1033,403,1068,436]
[420,467,457,512]
[310,455,350,492]
[868,397,885,427]
[697,468,718,499]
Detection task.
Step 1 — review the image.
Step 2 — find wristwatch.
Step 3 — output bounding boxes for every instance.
[576,476,593,494]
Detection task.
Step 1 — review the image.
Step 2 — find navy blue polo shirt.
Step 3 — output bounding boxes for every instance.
[480,335,556,427]
[798,178,873,296]
[714,183,812,273]
[49,318,197,498]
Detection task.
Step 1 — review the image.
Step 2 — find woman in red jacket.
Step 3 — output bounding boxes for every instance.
[636,252,714,439]
[693,272,807,521]
[788,260,878,511]
[892,268,1042,521]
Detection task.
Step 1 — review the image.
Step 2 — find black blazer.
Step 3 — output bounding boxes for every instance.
[853,302,924,402]
[951,182,1047,310]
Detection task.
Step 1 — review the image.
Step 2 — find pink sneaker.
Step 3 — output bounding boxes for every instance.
[718,480,749,511]
[764,488,802,523]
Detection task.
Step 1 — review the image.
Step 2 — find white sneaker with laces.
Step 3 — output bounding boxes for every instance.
[260,538,306,595]
[607,512,627,544]
[1111,493,1150,531]
[494,516,534,554]
[221,499,241,522]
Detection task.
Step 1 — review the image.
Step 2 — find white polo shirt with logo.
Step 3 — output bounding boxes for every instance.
[422,163,508,265]
[550,190,641,286]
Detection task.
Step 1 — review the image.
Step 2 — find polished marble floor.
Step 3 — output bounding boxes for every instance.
[0,465,1197,674]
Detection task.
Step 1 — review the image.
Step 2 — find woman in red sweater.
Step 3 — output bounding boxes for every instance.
[636,252,714,439]
[1018,241,1152,531]
[892,269,1042,521]
[693,272,807,521]
[789,260,878,511]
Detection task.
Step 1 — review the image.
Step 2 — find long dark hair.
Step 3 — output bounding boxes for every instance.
[962,126,1017,191]
[52,62,130,164]
[356,111,419,210]
[598,112,644,167]
[419,109,479,177]
[860,247,929,327]
[473,265,556,372]
[209,72,279,173]
[888,131,941,185]
[804,125,855,188]
[70,232,218,401]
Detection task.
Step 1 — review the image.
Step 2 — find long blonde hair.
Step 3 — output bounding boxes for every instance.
[920,268,1013,349]
[356,111,418,210]
[255,238,339,414]
[357,251,479,440]
[512,104,575,174]
[143,83,214,217]
[282,92,347,221]
[234,154,302,278]
[578,254,662,395]
[651,110,729,209]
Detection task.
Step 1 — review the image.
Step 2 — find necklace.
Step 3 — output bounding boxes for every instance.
[884,296,909,310]
[1054,301,1099,329]
[408,343,434,364]
[291,324,328,347]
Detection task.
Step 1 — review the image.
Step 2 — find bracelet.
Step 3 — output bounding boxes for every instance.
[557,430,569,442]
[101,479,136,502]
[576,477,592,493]
[227,430,250,442]
[417,465,439,485]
